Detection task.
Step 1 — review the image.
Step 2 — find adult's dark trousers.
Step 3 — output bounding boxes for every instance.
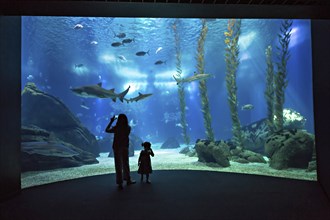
[113,147,131,184]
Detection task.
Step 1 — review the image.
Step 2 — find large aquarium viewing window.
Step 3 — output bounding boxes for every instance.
[21,16,316,188]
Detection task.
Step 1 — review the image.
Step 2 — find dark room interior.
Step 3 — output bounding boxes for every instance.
[1,0,330,219]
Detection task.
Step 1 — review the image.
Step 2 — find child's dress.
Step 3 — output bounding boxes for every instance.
[138,149,154,174]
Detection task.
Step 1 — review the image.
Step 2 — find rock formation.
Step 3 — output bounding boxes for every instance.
[98,133,142,157]
[161,137,181,149]
[22,82,99,156]
[195,140,230,167]
[265,129,314,170]
[21,126,98,172]
[241,108,307,154]
[194,139,266,167]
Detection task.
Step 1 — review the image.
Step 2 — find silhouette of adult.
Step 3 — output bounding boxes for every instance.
[105,114,136,189]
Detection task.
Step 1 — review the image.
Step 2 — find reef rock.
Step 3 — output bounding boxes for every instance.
[130,134,144,150]
[195,140,230,167]
[21,125,50,142]
[241,108,307,154]
[195,139,266,165]
[179,146,197,157]
[265,129,314,170]
[241,119,270,153]
[306,147,317,172]
[161,137,180,149]
[306,161,317,172]
[21,126,98,172]
[230,147,267,164]
[180,146,191,154]
[21,82,99,156]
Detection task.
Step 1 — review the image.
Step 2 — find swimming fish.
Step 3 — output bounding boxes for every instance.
[122,38,134,44]
[154,60,166,65]
[136,50,149,56]
[129,119,137,127]
[90,41,98,45]
[74,24,83,29]
[124,92,152,103]
[111,42,122,47]
[155,47,163,54]
[27,75,34,80]
[75,64,84,68]
[224,30,233,37]
[173,72,212,85]
[71,82,130,102]
[117,55,127,62]
[114,33,126,38]
[241,104,254,110]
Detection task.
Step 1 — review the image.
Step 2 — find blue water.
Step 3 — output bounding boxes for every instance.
[21,17,314,143]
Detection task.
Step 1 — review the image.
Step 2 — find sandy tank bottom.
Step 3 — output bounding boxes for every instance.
[21,144,317,189]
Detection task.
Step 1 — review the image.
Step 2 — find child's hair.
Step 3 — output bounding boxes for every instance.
[141,141,151,149]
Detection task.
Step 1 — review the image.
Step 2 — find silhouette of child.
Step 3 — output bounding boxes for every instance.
[138,142,154,183]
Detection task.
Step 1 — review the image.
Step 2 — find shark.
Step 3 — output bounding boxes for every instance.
[70,82,130,102]
[124,92,152,103]
[173,72,212,85]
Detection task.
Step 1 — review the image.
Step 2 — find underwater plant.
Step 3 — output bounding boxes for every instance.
[224,19,244,149]
[196,19,215,142]
[274,19,292,131]
[264,45,275,132]
[173,20,190,145]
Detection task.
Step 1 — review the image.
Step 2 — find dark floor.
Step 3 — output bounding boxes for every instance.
[0,170,330,220]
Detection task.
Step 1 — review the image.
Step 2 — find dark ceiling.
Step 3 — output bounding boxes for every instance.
[103,0,328,5]
[2,0,330,18]
[4,0,330,5]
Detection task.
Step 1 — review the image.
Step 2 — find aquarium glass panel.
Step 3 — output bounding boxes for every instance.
[21,16,316,188]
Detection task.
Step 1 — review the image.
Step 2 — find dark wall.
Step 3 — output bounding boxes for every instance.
[0,16,21,201]
[312,20,330,199]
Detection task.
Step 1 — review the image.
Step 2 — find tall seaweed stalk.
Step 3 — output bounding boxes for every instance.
[197,19,214,142]
[264,45,275,132]
[224,19,243,149]
[173,20,190,144]
[274,19,292,131]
